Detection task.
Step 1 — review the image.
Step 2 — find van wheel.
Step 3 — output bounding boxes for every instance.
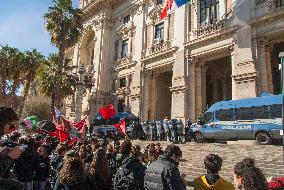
[256,133,272,145]
[194,132,204,143]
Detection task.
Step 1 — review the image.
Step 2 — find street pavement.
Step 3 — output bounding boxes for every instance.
[132,140,284,189]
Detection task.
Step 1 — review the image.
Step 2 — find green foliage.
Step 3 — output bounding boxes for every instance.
[37,54,75,99]
[44,0,83,48]
[21,96,52,121]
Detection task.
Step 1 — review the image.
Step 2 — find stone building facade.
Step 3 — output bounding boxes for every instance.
[65,0,284,122]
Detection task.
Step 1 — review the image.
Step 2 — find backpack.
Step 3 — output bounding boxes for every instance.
[114,164,137,190]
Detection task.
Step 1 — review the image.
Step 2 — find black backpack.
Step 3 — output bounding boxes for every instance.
[114,164,137,190]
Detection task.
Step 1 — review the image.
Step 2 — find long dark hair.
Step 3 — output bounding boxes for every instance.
[90,148,111,185]
[234,158,268,190]
[59,154,87,186]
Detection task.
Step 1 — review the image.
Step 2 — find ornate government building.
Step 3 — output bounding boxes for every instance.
[65,0,284,122]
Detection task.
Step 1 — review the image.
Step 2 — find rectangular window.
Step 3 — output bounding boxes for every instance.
[236,106,270,120]
[118,99,125,112]
[124,15,130,24]
[154,23,164,40]
[156,0,164,5]
[200,0,219,26]
[121,39,129,58]
[216,109,234,121]
[120,78,126,88]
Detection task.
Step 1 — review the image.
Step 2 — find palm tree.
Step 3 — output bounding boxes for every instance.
[0,44,23,108]
[44,0,83,112]
[18,49,45,116]
[37,54,76,113]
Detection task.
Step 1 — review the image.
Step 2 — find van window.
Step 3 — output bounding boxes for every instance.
[201,112,213,124]
[216,109,233,121]
[236,106,270,120]
[270,104,282,118]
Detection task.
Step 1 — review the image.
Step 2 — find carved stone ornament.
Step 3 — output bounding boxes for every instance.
[130,86,141,100]
[117,22,136,39]
[114,87,130,96]
[146,5,164,25]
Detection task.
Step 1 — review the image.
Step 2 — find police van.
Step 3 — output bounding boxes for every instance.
[191,93,282,145]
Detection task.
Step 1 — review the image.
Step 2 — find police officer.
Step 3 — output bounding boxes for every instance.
[177,119,184,143]
[156,120,163,141]
[171,119,178,143]
[163,117,170,141]
[168,119,173,142]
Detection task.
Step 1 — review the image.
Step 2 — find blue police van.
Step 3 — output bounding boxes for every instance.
[191,93,282,145]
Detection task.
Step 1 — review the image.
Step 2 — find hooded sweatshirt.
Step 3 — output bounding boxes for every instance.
[194,175,235,190]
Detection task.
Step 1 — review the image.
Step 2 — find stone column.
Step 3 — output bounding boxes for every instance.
[195,63,202,117]
[142,73,151,121]
[257,39,269,94]
[231,45,237,100]
[222,78,228,100]
[149,74,157,120]
[265,44,273,93]
[212,77,219,103]
[188,60,196,121]
[201,65,207,109]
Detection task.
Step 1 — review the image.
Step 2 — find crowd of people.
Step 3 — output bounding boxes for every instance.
[0,106,284,190]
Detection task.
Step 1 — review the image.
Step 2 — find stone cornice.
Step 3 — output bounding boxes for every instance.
[114,55,137,72]
[250,8,284,26]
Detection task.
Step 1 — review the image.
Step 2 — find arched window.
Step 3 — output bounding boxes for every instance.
[200,0,219,26]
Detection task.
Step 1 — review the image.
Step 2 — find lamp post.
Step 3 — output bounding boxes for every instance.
[280,52,284,164]
[69,65,96,92]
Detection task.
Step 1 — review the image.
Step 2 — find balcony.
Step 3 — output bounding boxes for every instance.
[114,55,135,71]
[142,40,176,59]
[191,19,227,40]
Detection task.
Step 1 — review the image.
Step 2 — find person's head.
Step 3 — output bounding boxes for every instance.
[107,144,114,153]
[164,144,182,164]
[120,139,132,155]
[79,145,87,159]
[37,146,47,157]
[233,158,268,190]
[91,148,111,184]
[45,136,52,144]
[56,144,67,156]
[10,131,20,142]
[204,154,222,174]
[0,107,18,136]
[59,153,87,186]
[155,142,161,150]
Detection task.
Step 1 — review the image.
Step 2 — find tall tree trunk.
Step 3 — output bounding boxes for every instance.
[52,27,65,113]
[1,78,7,106]
[18,78,32,117]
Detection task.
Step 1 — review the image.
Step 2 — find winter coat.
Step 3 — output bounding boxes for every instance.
[193,175,235,190]
[34,156,50,181]
[113,156,146,190]
[14,147,39,182]
[144,155,185,190]
[0,154,12,178]
[54,175,94,190]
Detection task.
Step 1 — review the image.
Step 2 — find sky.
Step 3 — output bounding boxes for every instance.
[0,0,79,57]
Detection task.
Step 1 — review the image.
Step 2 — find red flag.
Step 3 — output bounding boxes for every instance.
[114,118,126,135]
[74,117,87,131]
[99,104,117,120]
[160,0,173,20]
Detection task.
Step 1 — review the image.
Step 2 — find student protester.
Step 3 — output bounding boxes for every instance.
[193,154,235,190]
[233,157,268,190]
[144,144,186,190]
[54,150,93,190]
[89,147,112,190]
[34,146,50,190]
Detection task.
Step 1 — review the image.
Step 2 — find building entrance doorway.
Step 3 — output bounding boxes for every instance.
[271,42,284,95]
[156,71,172,120]
[206,56,232,107]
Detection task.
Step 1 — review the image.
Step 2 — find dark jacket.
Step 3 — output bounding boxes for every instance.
[114,156,146,190]
[34,156,50,181]
[54,176,94,190]
[0,155,12,178]
[144,155,185,190]
[14,147,39,182]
